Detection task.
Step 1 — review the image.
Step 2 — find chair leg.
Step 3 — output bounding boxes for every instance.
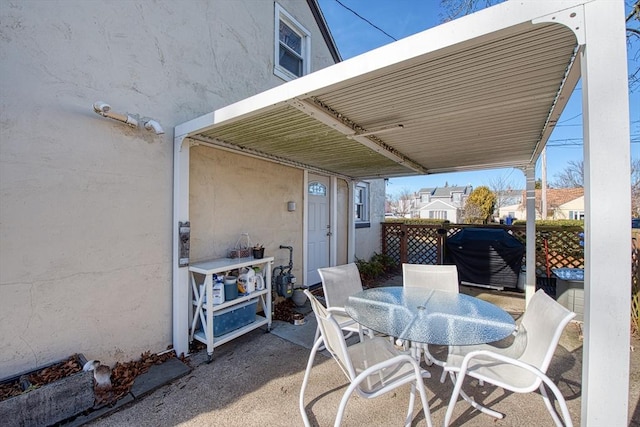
[539,380,573,427]
[404,383,416,427]
[334,376,362,427]
[444,371,464,427]
[439,367,447,383]
[300,337,324,427]
[422,344,434,366]
[404,364,433,427]
[335,368,432,427]
[444,371,503,426]
[415,371,433,427]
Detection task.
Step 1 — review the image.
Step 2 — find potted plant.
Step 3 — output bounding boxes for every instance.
[252,244,264,259]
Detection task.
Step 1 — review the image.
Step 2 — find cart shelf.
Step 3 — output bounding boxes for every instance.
[188,256,274,361]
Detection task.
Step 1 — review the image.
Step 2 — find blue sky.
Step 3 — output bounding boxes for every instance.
[317,0,640,196]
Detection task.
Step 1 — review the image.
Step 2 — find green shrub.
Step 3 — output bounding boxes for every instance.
[512,219,584,227]
[356,252,399,285]
[383,218,449,225]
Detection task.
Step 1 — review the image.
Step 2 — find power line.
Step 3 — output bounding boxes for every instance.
[558,113,582,123]
[334,0,398,41]
[547,139,640,147]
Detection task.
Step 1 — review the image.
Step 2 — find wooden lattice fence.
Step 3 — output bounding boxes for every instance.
[382,222,638,330]
[381,223,584,275]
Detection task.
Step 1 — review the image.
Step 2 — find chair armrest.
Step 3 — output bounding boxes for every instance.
[326,306,349,316]
[356,353,423,378]
[326,306,373,339]
[454,349,546,380]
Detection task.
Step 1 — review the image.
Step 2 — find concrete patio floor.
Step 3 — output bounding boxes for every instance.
[85,276,640,426]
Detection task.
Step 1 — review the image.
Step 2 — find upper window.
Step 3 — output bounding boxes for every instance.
[355,182,370,223]
[274,3,310,81]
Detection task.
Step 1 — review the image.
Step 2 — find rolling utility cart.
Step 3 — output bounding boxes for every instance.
[188,256,274,361]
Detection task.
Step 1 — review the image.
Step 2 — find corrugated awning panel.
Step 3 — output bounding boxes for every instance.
[197,105,413,178]
[182,14,580,179]
[311,23,578,172]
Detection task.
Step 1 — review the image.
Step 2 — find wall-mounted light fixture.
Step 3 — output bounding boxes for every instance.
[93,102,138,128]
[93,101,164,135]
[287,201,296,212]
[143,119,164,135]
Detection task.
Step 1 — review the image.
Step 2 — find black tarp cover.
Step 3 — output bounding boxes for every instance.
[446,228,524,289]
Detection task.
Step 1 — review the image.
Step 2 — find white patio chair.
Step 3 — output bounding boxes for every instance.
[402,263,459,373]
[443,289,575,427]
[402,263,459,293]
[314,263,372,345]
[299,290,433,427]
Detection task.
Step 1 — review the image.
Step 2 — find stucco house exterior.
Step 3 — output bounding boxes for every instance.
[0,0,385,378]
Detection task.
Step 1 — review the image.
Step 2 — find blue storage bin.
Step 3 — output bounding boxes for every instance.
[213,299,257,337]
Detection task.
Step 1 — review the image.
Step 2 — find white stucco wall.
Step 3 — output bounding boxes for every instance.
[0,0,336,377]
[189,146,304,278]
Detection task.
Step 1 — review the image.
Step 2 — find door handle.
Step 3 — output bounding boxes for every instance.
[326,231,333,236]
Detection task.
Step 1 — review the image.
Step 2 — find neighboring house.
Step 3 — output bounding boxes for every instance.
[0,1,385,378]
[418,199,458,221]
[556,195,585,220]
[497,189,525,221]
[499,188,585,220]
[495,190,524,219]
[411,186,472,222]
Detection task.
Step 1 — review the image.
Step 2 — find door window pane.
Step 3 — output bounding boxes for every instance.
[309,182,326,196]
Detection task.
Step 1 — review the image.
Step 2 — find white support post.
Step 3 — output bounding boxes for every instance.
[330,176,338,266]
[172,135,191,358]
[347,180,356,263]
[303,170,309,285]
[581,1,631,425]
[524,166,536,307]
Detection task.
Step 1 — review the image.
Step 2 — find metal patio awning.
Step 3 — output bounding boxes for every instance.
[175,2,582,180]
[174,3,633,424]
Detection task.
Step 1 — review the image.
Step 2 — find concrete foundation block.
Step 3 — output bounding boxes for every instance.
[0,370,94,427]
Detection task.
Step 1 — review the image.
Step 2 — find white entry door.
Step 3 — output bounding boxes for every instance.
[306,175,331,286]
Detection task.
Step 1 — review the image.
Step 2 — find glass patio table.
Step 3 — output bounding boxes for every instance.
[345,286,515,346]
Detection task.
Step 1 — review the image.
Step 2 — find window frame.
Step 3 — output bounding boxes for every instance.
[569,210,585,220]
[274,3,311,81]
[429,210,448,220]
[355,182,370,228]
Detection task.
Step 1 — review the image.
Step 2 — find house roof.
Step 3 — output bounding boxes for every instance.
[519,187,585,209]
[418,186,472,197]
[175,2,582,181]
[307,0,341,63]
